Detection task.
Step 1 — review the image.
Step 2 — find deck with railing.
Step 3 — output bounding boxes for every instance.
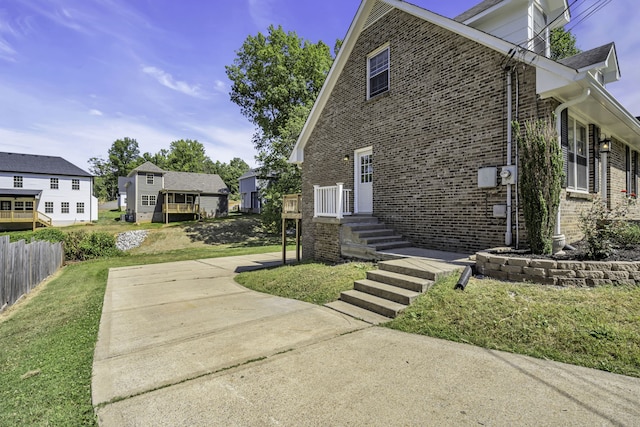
[162,203,200,214]
[0,211,52,229]
[313,183,352,219]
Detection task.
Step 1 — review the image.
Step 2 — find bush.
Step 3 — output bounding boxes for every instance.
[514,118,563,254]
[579,197,631,259]
[64,231,121,261]
[32,228,66,243]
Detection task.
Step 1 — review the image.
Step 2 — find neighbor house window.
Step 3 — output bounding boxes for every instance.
[50,178,59,189]
[45,202,54,214]
[61,202,70,214]
[567,117,588,192]
[25,201,33,211]
[77,202,85,214]
[141,195,157,206]
[146,174,154,185]
[14,176,23,188]
[72,179,80,190]
[367,45,389,98]
[1,201,11,210]
[14,201,24,210]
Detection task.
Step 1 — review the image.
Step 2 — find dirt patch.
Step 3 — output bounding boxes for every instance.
[500,240,640,262]
[130,215,281,254]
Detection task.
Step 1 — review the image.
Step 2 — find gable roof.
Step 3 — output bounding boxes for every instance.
[559,42,620,84]
[454,0,502,22]
[164,171,228,194]
[289,0,640,162]
[128,161,165,176]
[0,152,91,177]
[239,168,277,181]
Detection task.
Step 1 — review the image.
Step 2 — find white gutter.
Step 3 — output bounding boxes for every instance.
[552,88,591,252]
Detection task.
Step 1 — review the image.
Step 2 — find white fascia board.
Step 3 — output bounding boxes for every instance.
[289,0,376,164]
[585,74,640,138]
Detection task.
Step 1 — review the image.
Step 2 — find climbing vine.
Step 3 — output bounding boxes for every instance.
[514,118,564,254]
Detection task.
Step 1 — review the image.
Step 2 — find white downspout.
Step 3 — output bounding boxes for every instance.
[505,70,513,246]
[553,88,591,253]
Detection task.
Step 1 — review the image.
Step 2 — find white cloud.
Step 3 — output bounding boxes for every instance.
[247,0,279,30]
[142,66,206,99]
[89,109,103,116]
[213,79,228,94]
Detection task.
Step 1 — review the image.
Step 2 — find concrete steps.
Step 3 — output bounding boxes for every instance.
[327,257,462,321]
[340,216,412,261]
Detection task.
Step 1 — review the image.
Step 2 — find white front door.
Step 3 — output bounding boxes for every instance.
[355,148,373,214]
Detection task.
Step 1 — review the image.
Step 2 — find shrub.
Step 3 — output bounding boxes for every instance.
[32,228,66,243]
[64,231,121,261]
[579,196,631,259]
[514,118,563,254]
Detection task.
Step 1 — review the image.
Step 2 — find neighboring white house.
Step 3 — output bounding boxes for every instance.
[0,152,98,229]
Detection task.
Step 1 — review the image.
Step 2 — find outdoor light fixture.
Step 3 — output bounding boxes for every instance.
[599,137,611,153]
[343,154,350,162]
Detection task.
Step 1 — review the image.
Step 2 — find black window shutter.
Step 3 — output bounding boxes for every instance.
[560,109,569,188]
[626,145,631,193]
[591,125,599,193]
[634,151,639,196]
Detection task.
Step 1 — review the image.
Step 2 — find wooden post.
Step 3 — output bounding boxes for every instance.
[165,192,169,224]
[282,218,287,265]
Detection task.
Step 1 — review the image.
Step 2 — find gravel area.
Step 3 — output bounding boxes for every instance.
[116,230,148,251]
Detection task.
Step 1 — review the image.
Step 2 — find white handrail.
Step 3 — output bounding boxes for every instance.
[313,183,352,218]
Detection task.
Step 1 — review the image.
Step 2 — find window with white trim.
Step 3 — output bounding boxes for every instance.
[77,202,85,214]
[45,202,54,214]
[14,176,23,188]
[146,174,154,185]
[72,179,80,190]
[567,117,588,191]
[141,194,157,206]
[61,202,70,214]
[367,45,389,98]
[50,178,59,189]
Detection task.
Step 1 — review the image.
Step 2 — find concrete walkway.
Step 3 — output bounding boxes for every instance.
[93,252,640,426]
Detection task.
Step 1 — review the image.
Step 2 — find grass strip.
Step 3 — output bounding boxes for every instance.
[0,245,282,427]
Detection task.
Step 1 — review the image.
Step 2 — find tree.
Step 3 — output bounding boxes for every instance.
[141,149,169,170]
[550,27,581,61]
[89,137,141,200]
[165,139,208,172]
[217,157,250,197]
[226,25,335,229]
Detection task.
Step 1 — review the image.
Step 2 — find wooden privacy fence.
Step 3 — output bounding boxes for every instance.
[0,235,64,311]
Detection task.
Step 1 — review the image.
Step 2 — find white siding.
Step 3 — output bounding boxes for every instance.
[0,172,94,226]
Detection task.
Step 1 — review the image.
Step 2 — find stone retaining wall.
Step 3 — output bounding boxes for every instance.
[475,252,640,287]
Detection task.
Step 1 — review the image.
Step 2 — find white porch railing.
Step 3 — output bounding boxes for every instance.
[313,183,352,219]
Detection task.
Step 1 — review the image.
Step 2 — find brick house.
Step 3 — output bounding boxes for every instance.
[289,0,640,262]
[124,162,229,223]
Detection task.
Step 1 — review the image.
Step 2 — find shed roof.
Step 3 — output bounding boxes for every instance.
[0,152,91,177]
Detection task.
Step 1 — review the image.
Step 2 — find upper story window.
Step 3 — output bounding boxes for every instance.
[50,178,59,189]
[367,45,389,99]
[567,117,588,192]
[14,176,23,188]
[72,179,80,190]
[146,174,154,185]
[532,5,548,56]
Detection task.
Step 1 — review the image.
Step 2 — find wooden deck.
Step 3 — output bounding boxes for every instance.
[0,211,52,230]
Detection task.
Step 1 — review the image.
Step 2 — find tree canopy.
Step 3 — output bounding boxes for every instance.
[226,25,336,230]
[550,27,581,61]
[89,138,250,201]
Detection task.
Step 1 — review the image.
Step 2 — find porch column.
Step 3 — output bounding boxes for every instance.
[336,182,344,220]
[165,192,168,224]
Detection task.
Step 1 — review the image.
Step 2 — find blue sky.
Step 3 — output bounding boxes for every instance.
[0,0,637,172]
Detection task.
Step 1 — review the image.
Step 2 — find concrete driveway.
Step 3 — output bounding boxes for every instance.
[93,253,640,426]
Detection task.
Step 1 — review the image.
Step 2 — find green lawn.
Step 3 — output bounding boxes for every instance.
[238,265,640,378]
[0,245,281,427]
